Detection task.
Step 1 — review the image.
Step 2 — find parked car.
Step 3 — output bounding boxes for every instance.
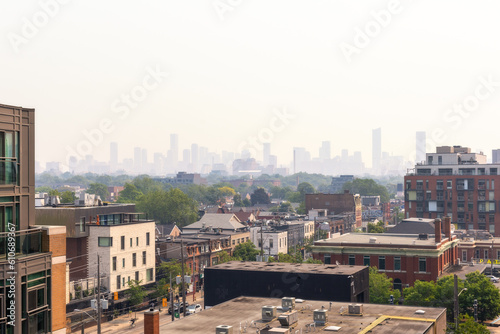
[186,304,202,315]
[168,302,190,314]
[487,275,499,283]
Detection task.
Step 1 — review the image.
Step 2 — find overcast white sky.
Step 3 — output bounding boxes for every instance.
[1,0,500,168]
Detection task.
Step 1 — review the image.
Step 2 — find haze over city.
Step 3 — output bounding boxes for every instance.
[2,0,500,173]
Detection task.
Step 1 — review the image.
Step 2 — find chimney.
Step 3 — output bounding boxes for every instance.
[434,218,442,243]
[444,216,452,241]
[144,309,159,334]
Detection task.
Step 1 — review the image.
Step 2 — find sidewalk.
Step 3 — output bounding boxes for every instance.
[80,291,205,333]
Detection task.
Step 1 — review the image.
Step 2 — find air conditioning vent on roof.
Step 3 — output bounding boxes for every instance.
[216,325,233,334]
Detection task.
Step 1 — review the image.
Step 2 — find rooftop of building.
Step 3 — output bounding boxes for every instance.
[388,218,436,234]
[206,261,365,275]
[35,202,135,210]
[162,296,446,333]
[314,233,454,247]
[183,213,246,231]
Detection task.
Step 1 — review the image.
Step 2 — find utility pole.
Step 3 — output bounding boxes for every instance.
[193,251,196,302]
[260,223,264,259]
[180,239,187,317]
[170,273,174,321]
[454,274,459,330]
[97,255,101,334]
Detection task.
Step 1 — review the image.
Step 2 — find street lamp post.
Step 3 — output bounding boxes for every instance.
[453,274,467,330]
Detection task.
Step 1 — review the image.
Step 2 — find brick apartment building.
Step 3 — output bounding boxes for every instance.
[312,217,459,289]
[0,103,66,333]
[305,192,362,228]
[405,145,500,235]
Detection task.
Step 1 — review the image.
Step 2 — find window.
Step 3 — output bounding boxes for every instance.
[122,258,125,268]
[324,254,331,264]
[363,255,370,266]
[79,217,86,232]
[130,238,132,247]
[419,258,426,272]
[132,253,137,267]
[121,236,125,250]
[146,232,150,246]
[143,251,146,265]
[122,277,125,287]
[394,257,401,271]
[112,257,117,271]
[135,271,139,281]
[447,180,452,189]
[136,237,139,246]
[378,256,386,270]
[258,239,262,247]
[232,240,235,245]
[98,237,112,247]
[348,255,355,265]
[485,250,489,259]
[146,268,153,282]
[212,257,218,266]
[269,239,273,249]
[462,251,468,262]
[117,275,121,289]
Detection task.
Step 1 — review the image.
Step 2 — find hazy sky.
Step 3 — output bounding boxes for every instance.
[2,0,500,168]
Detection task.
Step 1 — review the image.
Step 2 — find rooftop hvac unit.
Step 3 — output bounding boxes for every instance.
[348,304,363,315]
[262,306,277,321]
[369,237,377,244]
[215,325,233,334]
[278,310,298,327]
[313,309,328,326]
[282,297,295,311]
[260,328,290,334]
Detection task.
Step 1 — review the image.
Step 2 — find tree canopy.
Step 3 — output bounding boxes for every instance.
[369,267,401,304]
[250,188,271,205]
[367,221,385,233]
[342,178,390,203]
[233,241,260,261]
[87,182,109,200]
[136,188,198,226]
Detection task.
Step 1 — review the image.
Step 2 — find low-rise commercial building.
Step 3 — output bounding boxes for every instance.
[312,217,459,289]
[161,296,447,334]
[204,261,369,307]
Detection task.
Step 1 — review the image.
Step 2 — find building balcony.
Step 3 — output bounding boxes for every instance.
[0,228,42,260]
[478,196,486,201]
[92,213,151,226]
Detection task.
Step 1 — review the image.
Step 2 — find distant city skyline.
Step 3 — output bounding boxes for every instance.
[2,1,500,172]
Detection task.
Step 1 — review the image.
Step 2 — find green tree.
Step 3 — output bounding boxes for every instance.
[133,175,162,195]
[461,271,500,322]
[403,280,438,307]
[435,275,464,321]
[285,192,302,203]
[369,267,401,304]
[157,260,191,290]
[342,178,391,203]
[233,241,260,261]
[297,182,315,201]
[155,278,170,299]
[126,280,146,306]
[453,314,489,334]
[48,189,60,196]
[218,250,236,263]
[242,198,251,207]
[117,183,143,203]
[296,202,306,215]
[60,191,75,203]
[35,186,53,193]
[367,221,385,233]
[233,194,243,207]
[136,188,198,226]
[270,201,295,213]
[304,257,322,264]
[87,182,109,200]
[250,188,271,205]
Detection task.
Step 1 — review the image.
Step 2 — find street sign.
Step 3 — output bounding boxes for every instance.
[162,298,168,308]
[174,312,180,318]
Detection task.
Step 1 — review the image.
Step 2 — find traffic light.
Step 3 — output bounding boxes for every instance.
[114,292,118,300]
